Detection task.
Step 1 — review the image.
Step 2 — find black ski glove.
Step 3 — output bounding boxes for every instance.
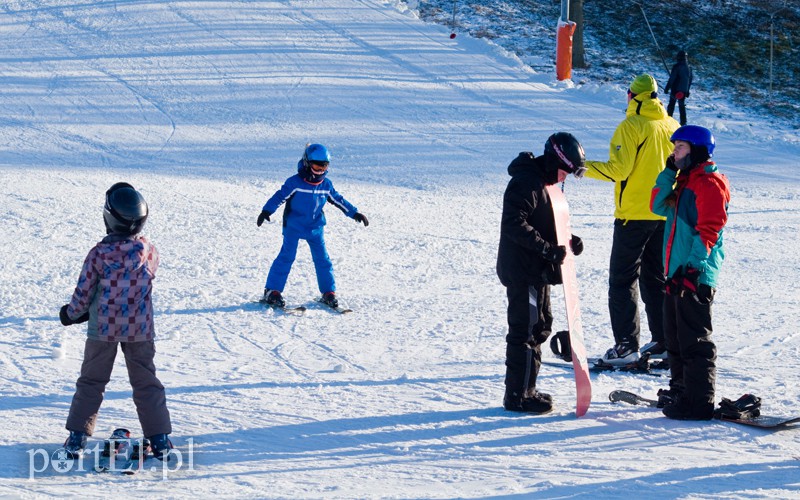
[692,284,715,305]
[665,155,678,172]
[59,304,89,326]
[666,266,683,296]
[354,213,369,227]
[542,244,567,265]
[680,266,700,294]
[570,234,583,256]
[256,210,271,227]
[680,266,715,304]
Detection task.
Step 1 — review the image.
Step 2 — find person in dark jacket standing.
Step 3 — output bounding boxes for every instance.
[664,50,693,126]
[496,132,586,414]
[651,125,730,420]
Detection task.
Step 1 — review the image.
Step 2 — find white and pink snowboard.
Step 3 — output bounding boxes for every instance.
[546,185,592,417]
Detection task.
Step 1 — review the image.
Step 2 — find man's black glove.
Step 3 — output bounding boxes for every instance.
[570,234,583,256]
[354,213,369,227]
[256,210,271,227]
[543,244,567,265]
[60,305,89,326]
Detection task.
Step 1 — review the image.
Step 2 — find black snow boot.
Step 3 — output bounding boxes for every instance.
[504,390,554,414]
[321,292,338,308]
[662,395,714,421]
[263,289,285,307]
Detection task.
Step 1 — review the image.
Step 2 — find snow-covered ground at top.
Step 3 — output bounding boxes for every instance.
[1,0,799,498]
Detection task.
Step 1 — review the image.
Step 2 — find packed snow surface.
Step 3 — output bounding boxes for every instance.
[1,1,799,498]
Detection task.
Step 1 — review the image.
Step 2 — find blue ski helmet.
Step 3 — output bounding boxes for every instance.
[302,144,331,166]
[299,144,331,183]
[670,125,715,158]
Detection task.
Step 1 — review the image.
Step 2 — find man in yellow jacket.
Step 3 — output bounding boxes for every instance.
[586,74,680,366]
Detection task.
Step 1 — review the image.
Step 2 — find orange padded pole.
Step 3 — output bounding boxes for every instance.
[556,20,576,81]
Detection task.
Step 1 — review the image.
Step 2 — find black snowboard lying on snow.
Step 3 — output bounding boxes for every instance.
[609,390,800,429]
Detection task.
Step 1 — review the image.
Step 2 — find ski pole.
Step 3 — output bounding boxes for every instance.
[450,0,457,38]
[635,2,670,78]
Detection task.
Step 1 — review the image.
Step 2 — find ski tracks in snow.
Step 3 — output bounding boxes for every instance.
[5,0,176,163]
[203,306,367,383]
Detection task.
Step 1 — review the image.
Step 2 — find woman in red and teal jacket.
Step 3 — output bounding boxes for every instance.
[650,125,731,421]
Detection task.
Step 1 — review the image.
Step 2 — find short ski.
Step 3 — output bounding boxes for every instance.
[94,428,132,473]
[609,390,800,429]
[315,298,352,314]
[91,430,154,474]
[118,438,151,475]
[256,299,306,315]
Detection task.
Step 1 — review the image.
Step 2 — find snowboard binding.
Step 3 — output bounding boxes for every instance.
[550,330,572,362]
[593,352,646,371]
[714,394,762,420]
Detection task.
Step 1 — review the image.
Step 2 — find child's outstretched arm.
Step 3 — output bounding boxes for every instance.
[326,184,359,220]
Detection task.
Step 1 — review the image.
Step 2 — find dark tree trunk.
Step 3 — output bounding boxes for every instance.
[572,0,586,68]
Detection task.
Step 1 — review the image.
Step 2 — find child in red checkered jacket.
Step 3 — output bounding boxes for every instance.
[59,183,173,460]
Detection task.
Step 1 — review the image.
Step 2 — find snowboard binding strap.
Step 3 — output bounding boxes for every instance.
[550,330,572,362]
[714,394,762,420]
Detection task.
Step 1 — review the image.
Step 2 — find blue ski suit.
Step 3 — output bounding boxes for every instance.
[262,171,358,294]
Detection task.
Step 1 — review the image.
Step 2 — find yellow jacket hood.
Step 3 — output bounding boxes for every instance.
[586,95,680,221]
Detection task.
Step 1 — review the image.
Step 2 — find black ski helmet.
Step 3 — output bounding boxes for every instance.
[103,182,148,235]
[544,132,586,177]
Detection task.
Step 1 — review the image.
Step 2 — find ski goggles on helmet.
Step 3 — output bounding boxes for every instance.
[550,140,587,178]
[309,161,329,174]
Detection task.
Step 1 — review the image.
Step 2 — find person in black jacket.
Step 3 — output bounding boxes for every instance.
[664,50,693,126]
[496,132,586,414]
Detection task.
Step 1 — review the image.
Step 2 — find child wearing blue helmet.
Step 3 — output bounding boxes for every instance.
[651,125,730,420]
[257,144,368,308]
